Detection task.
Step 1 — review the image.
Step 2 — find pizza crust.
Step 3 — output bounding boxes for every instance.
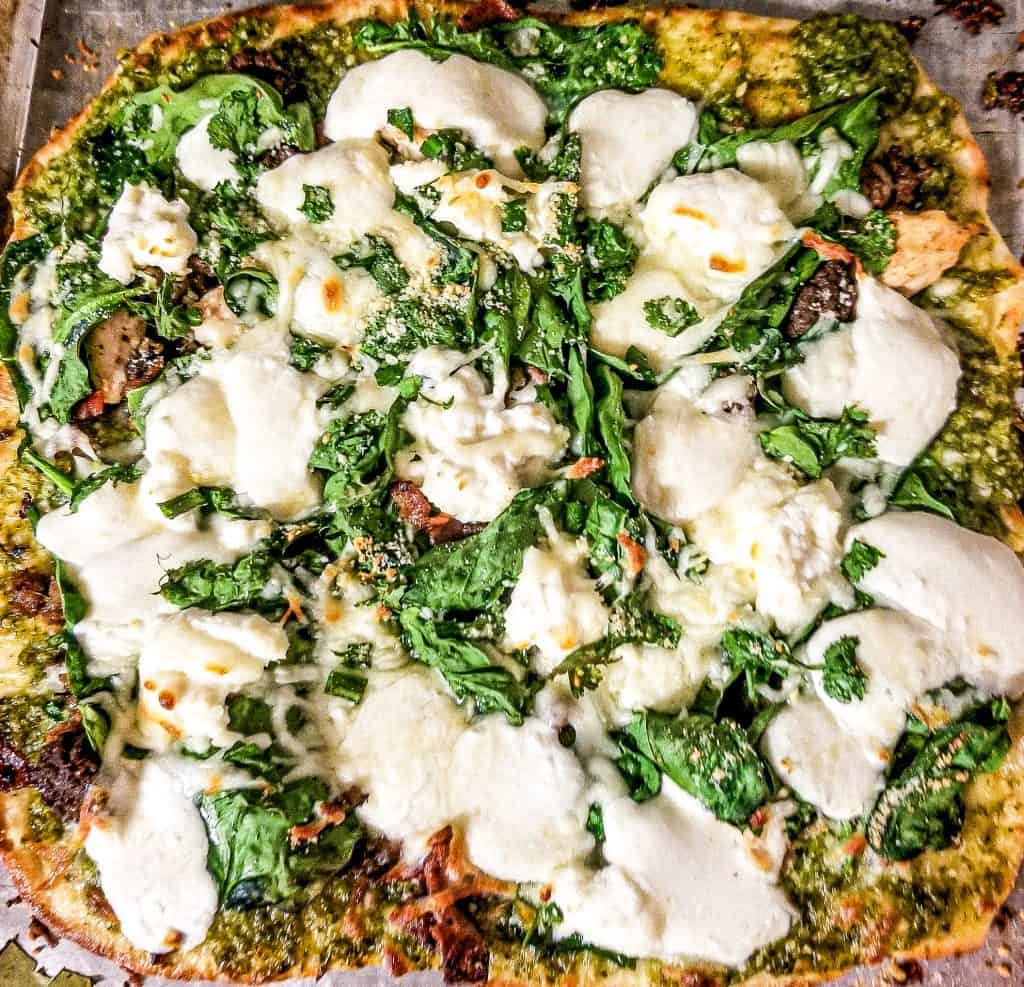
[3,2,1024,985]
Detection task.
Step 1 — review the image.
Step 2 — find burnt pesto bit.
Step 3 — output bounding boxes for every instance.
[983,70,1024,117]
[784,261,857,340]
[935,0,1006,34]
[793,15,917,114]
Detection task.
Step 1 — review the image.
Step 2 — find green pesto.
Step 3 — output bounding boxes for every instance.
[0,694,58,759]
[269,22,364,119]
[26,791,63,843]
[793,15,916,115]
[923,332,1024,537]
[888,94,963,209]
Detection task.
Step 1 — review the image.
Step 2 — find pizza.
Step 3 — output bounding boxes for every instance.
[1,1,1023,985]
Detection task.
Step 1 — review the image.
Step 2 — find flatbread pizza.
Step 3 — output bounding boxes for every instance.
[1,3,1024,986]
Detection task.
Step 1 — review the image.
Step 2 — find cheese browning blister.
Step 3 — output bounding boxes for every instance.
[3,6,1024,985]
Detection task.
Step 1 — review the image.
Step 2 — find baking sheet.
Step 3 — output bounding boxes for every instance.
[1,0,1023,983]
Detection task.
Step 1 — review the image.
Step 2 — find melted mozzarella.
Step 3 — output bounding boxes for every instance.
[503,531,609,674]
[642,169,795,302]
[632,380,758,524]
[323,50,547,175]
[99,183,197,285]
[553,780,793,966]
[452,717,592,881]
[762,694,883,819]
[568,89,698,213]
[334,668,471,856]
[692,459,849,633]
[735,140,813,220]
[34,481,263,666]
[396,347,568,522]
[589,262,719,372]
[601,643,706,721]
[175,114,239,191]
[143,349,324,520]
[428,170,570,272]
[847,512,1024,694]
[84,756,219,954]
[136,611,288,750]
[783,276,961,466]
[805,609,955,761]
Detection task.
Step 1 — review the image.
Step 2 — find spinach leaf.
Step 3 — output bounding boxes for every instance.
[79,702,110,755]
[69,463,142,513]
[159,550,283,615]
[889,467,956,521]
[759,405,877,479]
[567,345,597,457]
[354,15,661,122]
[394,191,476,286]
[299,184,334,224]
[593,364,632,499]
[405,483,567,612]
[193,184,278,282]
[821,635,868,703]
[643,296,701,337]
[399,609,539,723]
[362,294,472,361]
[334,235,410,295]
[421,128,493,172]
[158,485,268,521]
[149,276,201,339]
[501,199,528,233]
[555,591,680,697]
[479,263,532,368]
[199,782,361,907]
[866,699,1011,860]
[720,628,802,702]
[0,234,51,407]
[21,447,75,499]
[288,333,332,371]
[841,539,885,583]
[123,75,314,173]
[387,106,414,140]
[671,109,724,175]
[51,560,109,699]
[809,202,896,275]
[581,219,638,303]
[227,694,274,736]
[615,710,773,826]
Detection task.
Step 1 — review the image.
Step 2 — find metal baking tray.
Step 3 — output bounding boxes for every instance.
[1,0,1023,984]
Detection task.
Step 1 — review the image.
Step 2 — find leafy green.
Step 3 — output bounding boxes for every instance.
[719,628,801,702]
[299,184,334,224]
[149,276,201,339]
[580,219,638,302]
[889,467,956,521]
[69,463,142,513]
[759,405,877,479]
[394,191,477,286]
[157,485,268,521]
[288,333,332,371]
[866,699,1011,860]
[193,184,278,282]
[585,803,605,843]
[420,128,493,172]
[593,364,631,500]
[324,665,367,704]
[0,234,51,407]
[353,14,661,122]
[79,703,110,755]
[404,483,566,613]
[643,296,701,337]
[21,447,75,498]
[810,202,896,274]
[615,710,773,825]
[821,635,867,703]
[159,550,283,615]
[334,236,410,295]
[841,539,885,583]
[399,609,538,723]
[501,199,528,233]
[555,591,681,697]
[387,106,414,140]
[199,781,362,908]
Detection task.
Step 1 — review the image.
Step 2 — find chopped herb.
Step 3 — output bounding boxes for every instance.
[841,539,885,582]
[821,635,868,703]
[643,296,701,336]
[299,184,334,224]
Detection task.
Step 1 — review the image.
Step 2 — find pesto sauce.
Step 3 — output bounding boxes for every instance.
[889,94,964,209]
[0,693,60,758]
[792,15,916,115]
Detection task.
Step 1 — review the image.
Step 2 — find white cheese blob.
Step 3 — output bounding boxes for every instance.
[783,276,961,466]
[144,349,324,520]
[642,169,795,302]
[34,481,262,666]
[428,170,571,272]
[632,379,758,524]
[762,694,884,819]
[568,89,698,214]
[601,642,707,721]
[136,610,288,751]
[452,717,592,882]
[805,609,955,762]
[735,140,813,221]
[589,262,719,372]
[175,114,239,191]
[84,756,219,954]
[503,530,609,674]
[255,139,410,253]
[335,668,471,856]
[323,50,547,175]
[846,511,1024,694]
[553,779,793,966]
[290,252,384,349]
[396,347,568,522]
[99,183,198,285]
[691,458,849,633]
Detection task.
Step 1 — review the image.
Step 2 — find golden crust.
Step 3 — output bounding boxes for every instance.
[3,2,1024,985]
